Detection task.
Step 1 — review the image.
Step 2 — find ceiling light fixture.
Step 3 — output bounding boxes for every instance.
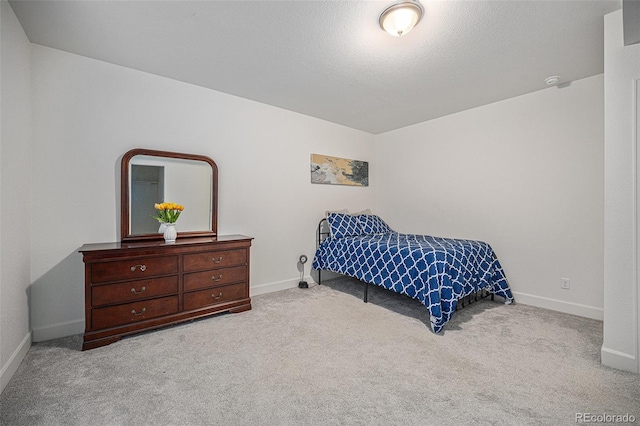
[379,0,424,37]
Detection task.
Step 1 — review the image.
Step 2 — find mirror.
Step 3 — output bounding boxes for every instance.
[121,148,218,242]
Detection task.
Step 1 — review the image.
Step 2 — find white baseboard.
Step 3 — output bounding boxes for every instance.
[31,278,317,342]
[32,319,84,343]
[1,332,31,394]
[601,346,638,373]
[250,275,314,296]
[511,291,604,320]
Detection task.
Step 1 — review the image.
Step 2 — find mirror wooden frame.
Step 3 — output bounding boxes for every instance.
[121,148,218,242]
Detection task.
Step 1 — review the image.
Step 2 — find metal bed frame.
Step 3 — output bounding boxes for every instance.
[315,218,493,309]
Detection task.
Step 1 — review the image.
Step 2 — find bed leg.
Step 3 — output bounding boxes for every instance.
[318,270,322,285]
[364,282,369,303]
[491,293,494,301]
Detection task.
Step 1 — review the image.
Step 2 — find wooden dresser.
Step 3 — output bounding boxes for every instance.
[80,235,252,350]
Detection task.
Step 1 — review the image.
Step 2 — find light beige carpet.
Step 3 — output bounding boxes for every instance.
[1,277,638,425]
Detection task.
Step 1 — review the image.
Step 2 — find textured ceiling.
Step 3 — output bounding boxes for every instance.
[9,0,621,134]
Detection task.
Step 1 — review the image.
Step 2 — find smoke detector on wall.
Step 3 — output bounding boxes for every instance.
[544,75,561,85]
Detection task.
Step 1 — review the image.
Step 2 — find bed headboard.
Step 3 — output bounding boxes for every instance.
[317,218,330,248]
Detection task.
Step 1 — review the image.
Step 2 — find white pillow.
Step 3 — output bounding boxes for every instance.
[350,208,372,216]
[325,209,349,218]
[324,208,372,218]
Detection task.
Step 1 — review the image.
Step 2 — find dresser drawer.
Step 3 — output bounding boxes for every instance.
[184,283,248,311]
[80,236,253,350]
[183,265,247,291]
[91,276,178,307]
[91,296,179,330]
[90,256,178,284]
[183,249,246,272]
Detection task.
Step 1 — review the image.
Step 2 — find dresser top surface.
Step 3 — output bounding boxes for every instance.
[79,235,253,253]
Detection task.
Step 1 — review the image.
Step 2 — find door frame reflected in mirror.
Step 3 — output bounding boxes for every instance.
[121,148,218,242]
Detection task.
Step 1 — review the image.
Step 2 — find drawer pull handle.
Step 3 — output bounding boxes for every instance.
[211,274,223,281]
[130,264,146,272]
[211,256,223,263]
[130,286,146,295]
[212,292,223,300]
[131,308,146,316]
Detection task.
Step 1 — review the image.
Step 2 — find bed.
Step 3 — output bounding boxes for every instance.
[312,212,514,332]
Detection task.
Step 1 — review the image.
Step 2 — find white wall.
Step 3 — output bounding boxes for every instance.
[602,9,640,374]
[375,75,605,320]
[29,45,375,341]
[0,0,33,393]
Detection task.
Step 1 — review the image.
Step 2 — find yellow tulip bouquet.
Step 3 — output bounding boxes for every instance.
[153,202,184,224]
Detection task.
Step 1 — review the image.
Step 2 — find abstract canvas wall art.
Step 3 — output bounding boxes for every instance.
[310,154,369,186]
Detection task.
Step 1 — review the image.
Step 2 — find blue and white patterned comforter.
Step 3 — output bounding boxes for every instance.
[312,232,514,332]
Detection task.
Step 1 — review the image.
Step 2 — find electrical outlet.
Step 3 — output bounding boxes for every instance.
[561,278,570,290]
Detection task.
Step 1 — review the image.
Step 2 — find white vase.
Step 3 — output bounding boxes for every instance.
[163,223,177,243]
[158,222,167,233]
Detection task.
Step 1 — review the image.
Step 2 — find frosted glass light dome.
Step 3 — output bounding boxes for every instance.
[379,1,424,37]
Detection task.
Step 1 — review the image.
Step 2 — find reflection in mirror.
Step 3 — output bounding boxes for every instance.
[129,156,212,234]
[121,149,218,242]
[131,165,164,233]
